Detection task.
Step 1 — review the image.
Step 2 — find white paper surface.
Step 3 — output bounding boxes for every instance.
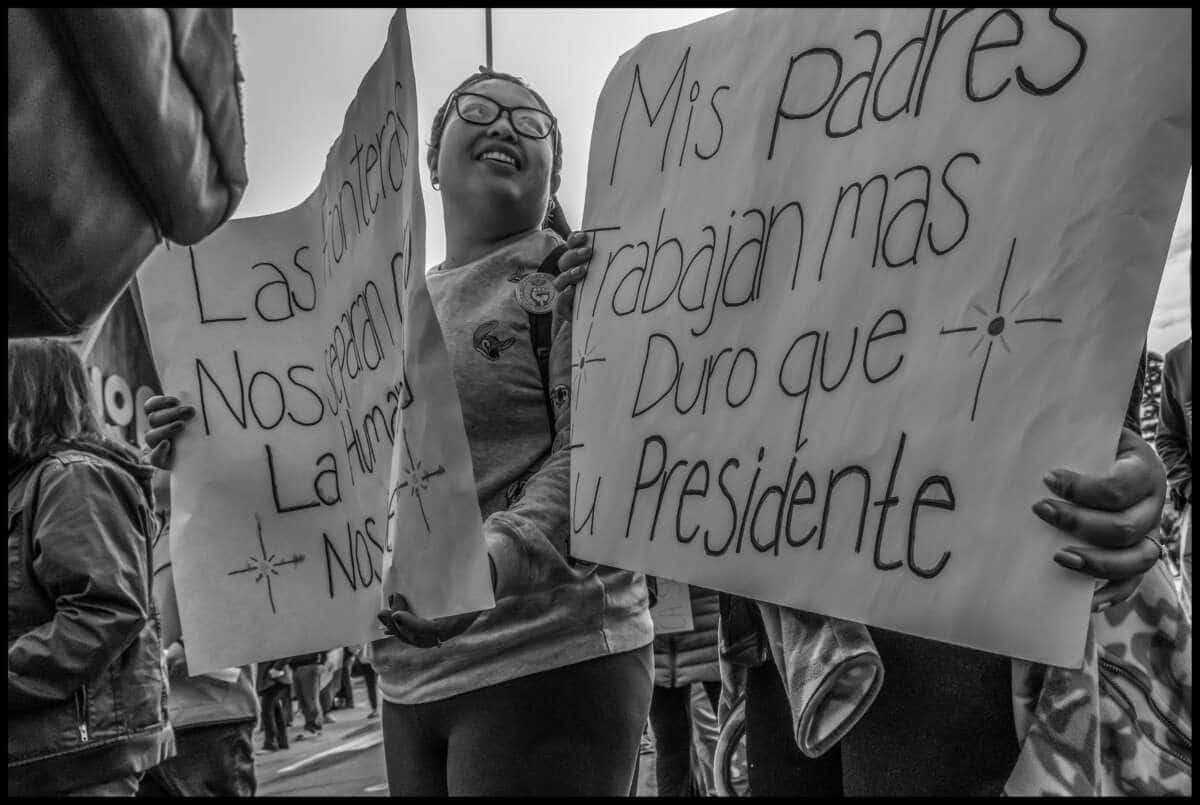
[651,578,696,635]
[139,11,493,674]
[571,8,1191,667]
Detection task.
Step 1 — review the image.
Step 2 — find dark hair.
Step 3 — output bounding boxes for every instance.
[426,67,562,198]
[7,337,137,465]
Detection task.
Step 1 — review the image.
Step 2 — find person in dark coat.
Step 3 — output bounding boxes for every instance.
[8,338,174,796]
[256,659,293,752]
[650,585,722,796]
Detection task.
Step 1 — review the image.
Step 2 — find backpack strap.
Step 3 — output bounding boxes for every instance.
[528,244,570,432]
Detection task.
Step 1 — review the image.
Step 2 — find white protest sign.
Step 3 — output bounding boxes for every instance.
[139,10,493,674]
[650,578,695,635]
[571,8,1191,667]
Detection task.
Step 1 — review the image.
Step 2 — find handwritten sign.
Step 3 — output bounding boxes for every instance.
[571,8,1191,667]
[138,11,493,674]
[650,578,695,635]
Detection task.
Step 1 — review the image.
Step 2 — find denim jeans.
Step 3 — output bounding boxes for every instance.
[137,720,256,797]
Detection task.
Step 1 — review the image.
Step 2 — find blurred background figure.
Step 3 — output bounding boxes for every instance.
[137,470,259,796]
[333,645,359,711]
[650,585,722,796]
[354,643,381,719]
[8,338,173,796]
[289,652,326,738]
[256,658,294,752]
[319,647,344,724]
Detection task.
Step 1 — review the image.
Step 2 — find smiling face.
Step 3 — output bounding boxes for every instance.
[435,78,555,232]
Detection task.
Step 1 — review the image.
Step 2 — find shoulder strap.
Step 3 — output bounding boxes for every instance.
[529,244,570,432]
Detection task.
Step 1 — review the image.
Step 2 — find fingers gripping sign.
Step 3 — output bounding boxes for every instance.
[548,232,593,416]
[143,394,196,470]
[1034,427,1167,609]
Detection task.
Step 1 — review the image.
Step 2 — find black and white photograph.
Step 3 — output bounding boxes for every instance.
[8,7,1191,797]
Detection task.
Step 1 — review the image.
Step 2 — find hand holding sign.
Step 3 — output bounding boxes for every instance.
[144,394,196,470]
[1036,427,1165,609]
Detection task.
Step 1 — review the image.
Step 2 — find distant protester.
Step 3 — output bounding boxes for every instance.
[8,338,173,796]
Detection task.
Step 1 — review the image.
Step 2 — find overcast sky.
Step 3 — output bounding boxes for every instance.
[231,8,1189,354]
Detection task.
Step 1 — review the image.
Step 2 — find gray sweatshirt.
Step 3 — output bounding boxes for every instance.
[372,229,653,704]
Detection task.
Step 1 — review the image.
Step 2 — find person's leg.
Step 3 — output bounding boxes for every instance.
[320,677,336,721]
[363,664,379,713]
[744,660,843,797]
[341,661,355,707]
[261,691,280,749]
[701,680,721,714]
[648,684,695,796]
[837,628,1017,796]
[293,664,322,730]
[272,689,290,749]
[63,774,143,796]
[381,698,450,796]
[444,644,654,796]
[284,684,294,725]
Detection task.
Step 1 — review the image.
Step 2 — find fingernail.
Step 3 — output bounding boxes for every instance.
[1043,471,1060,493]
[1054,550,1084,570]
[181,406,196,418]
[1033,500,1057,523]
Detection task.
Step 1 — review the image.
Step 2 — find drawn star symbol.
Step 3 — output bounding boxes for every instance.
[939,237,1064,422]
[572,321,608,414]
[227,514,305,614]
[394,427,447,534]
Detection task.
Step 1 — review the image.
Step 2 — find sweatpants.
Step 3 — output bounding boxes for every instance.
[381,644,653,796]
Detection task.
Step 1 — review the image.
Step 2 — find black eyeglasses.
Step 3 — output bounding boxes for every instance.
[452,91,556,140]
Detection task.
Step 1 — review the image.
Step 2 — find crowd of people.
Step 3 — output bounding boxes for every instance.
[8,62,1190,798]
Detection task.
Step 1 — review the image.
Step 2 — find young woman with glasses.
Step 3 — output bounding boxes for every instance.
[144,68,654,796]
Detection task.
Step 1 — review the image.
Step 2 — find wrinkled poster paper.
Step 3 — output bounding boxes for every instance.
[140,11,492,674]
[571,8,1191,667]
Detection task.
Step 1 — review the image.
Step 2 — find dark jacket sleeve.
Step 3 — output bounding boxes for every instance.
[7,460,152,711]
[1157,349,1192,503]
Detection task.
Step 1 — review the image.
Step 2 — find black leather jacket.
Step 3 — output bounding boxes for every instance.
[7,442,173,794]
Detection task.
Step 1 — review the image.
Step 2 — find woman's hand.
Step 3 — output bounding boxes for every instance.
[144,395,196,470]
[1035,427,1167,610]
[376,593,483,648]
[555,230,594,290]
[547,232,593,415]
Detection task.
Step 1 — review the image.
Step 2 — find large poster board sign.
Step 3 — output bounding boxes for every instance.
[139,11,493,674]
[571,8,1191,667]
